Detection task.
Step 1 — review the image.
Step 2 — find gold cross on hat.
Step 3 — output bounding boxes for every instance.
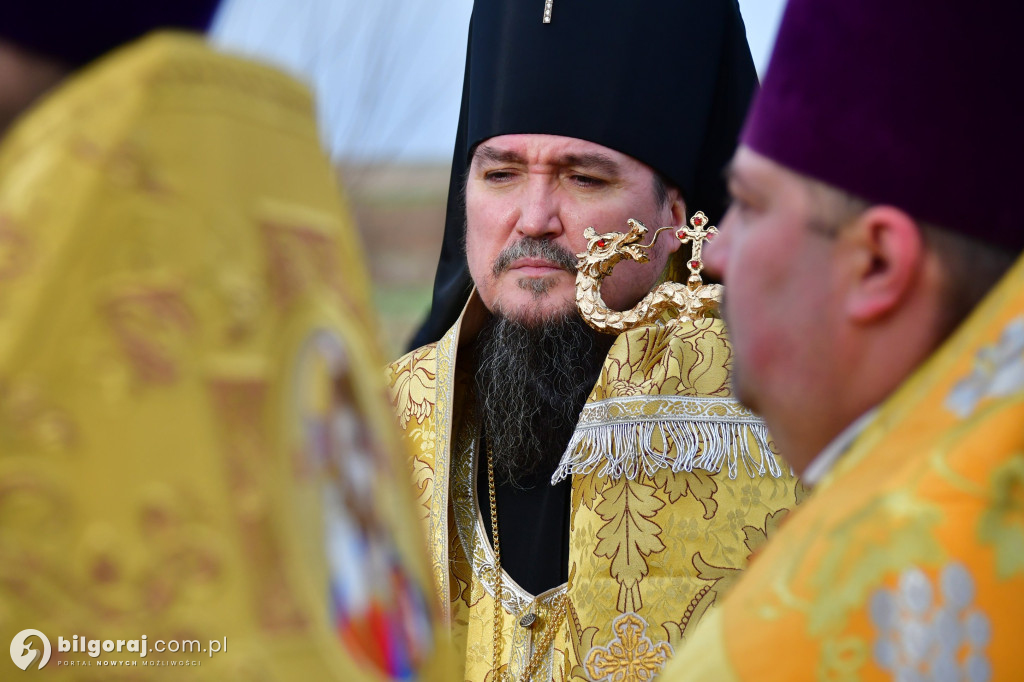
[543,0,553,23]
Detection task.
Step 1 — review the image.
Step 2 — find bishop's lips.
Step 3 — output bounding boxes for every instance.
[491,237,578,276]
[506,257,573,275]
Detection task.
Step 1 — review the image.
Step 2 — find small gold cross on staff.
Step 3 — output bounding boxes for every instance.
[675,211,718,286]
[543,0,553,23]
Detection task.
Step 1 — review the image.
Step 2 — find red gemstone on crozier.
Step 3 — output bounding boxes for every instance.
[596,239,606,247]
[688,259,701,269]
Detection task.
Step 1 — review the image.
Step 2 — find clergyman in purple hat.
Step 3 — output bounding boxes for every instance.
[662,0,1024,679]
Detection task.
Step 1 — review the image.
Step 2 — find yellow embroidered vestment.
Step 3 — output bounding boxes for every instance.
[0,33,451,680]
[388,301,802,681]
[661,253,1024,681]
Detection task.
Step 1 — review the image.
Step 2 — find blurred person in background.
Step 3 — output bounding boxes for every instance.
[0,2,450,679]
[661,0,1024,679]
[387,1,802,679]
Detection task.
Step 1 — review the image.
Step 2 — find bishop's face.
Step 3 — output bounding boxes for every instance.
[464,134,683,325]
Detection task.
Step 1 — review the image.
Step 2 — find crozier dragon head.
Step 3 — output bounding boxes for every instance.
[575,218,651,278]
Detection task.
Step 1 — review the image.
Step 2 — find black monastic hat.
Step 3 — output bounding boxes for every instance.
[410,0,758,349]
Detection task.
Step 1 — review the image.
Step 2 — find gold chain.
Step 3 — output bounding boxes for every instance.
[519,593,568,682]
[486,443,569,682]
[487,443,505,680]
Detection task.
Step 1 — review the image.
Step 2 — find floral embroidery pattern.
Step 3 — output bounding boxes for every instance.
[584,613,672,682]
[387,344,437,429]
[687,507,790,635]
[407,426,435,517]
[977,457,1024,580]
[388,317,802,681]
[103,286,195,384]
[946,316,1024,418]
[870,563,992,682]
[593,476,667,612]
[807,489,945,635]
[590,321,730,402]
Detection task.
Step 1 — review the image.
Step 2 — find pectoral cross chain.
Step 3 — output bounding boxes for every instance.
[543,0,553,23]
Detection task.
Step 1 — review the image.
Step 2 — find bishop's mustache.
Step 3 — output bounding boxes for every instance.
[491,238,578,277]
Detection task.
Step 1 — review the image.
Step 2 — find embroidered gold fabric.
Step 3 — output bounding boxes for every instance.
[661,244,1024,681]
[555,319,782,482]
[0,33,451,680]
[387,302,802,680]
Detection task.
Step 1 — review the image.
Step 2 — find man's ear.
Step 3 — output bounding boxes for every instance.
[842,206,925,323]
[670,191,687,228]
[665,191,687,254]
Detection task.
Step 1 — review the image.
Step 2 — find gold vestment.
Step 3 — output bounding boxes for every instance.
[661,255,1024,681]
[388,296,801,680]
[0,33,451,680]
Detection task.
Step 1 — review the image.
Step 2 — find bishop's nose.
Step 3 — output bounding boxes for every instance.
[515,179,563,240]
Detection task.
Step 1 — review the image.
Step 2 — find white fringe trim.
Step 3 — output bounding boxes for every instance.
[552,395,783,483]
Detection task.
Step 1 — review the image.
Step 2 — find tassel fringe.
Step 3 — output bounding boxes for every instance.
[552,395,784,483]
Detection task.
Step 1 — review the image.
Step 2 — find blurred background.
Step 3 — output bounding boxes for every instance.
[210,0,786,357]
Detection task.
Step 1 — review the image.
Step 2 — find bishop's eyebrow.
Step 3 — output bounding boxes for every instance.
[472,146,621,178]
[560,153,620,178]
[473,145,526,166]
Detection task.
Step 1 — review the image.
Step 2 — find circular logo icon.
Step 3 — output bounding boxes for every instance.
[10,629,51,671]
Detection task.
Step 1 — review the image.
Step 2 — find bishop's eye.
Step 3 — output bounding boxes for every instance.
[568,174,606,188]
[483,170,517,183]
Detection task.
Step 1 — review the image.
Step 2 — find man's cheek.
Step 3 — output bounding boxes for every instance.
[605,259,657,305]
[463,236,489,280]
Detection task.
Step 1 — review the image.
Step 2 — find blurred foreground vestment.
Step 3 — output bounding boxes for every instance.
[661,254,1024,681]
[0,32,452,680]
[661,0,1024,677]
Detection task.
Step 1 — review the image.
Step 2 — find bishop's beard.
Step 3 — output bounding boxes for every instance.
[473,311,612,487]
